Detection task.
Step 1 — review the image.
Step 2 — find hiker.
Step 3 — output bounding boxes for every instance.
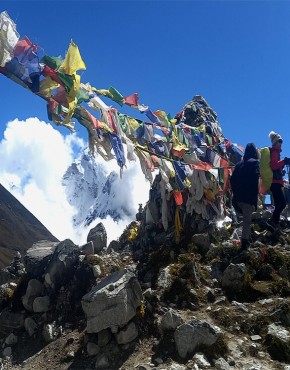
[230,143,260,250]
[268,131,290,226]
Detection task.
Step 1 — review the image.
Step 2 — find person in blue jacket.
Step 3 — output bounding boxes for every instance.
[230,143,260,251]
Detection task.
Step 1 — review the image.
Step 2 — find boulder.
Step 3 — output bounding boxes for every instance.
[24,317,38,337]
[159,309,183,333]
[192,233,211,254]
[87,223,107,254]
[115,322,138,344]
[33,296,51,313]
[81,269,142,333]
[221,263,247,292]
[23,240,58,278]
[265,323,290,362]
[174,318,222,359]
[22,279,44,312]
[44,239,80,290]
[79,241,94,255]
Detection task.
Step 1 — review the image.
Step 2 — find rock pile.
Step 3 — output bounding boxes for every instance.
[0,207,289,370]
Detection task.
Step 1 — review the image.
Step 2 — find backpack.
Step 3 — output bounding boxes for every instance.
[259,147,272,193]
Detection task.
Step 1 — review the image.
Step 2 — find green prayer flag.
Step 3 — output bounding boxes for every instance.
[57,71,74,93]
[109,86,124,106]
[40,55,63,70]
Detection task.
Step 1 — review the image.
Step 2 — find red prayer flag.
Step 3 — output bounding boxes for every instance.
[173,191,183,206]
[124,93,139,107]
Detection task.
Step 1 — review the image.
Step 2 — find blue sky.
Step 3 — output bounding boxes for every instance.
[1,1,290,151]
[1,1,290,243]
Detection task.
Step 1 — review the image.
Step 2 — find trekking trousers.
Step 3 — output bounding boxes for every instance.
[237,202,254,240]
[270,183,286,224]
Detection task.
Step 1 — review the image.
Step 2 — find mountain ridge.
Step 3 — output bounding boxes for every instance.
[0,183,58,268]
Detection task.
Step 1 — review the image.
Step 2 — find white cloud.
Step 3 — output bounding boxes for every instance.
[77,155,151,244]
[0,118,151,246]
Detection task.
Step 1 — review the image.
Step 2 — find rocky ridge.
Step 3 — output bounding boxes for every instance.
[0,203,289,370]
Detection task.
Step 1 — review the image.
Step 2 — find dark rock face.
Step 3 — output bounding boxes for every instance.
[44,239,80,291]
[0,184,58,268]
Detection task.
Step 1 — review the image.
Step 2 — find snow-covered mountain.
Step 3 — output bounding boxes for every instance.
[62,152,136,227]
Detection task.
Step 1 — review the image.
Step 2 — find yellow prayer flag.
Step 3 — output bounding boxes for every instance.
[60,40,86,75]
[126,116,140,132]
[96,89,113,98]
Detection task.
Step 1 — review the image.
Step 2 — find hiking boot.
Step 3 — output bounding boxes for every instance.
[265,219,279,232]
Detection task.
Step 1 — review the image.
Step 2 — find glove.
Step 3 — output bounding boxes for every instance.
[284,157,290,165]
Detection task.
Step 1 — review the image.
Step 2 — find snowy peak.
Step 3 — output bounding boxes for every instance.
[62,152,133,227]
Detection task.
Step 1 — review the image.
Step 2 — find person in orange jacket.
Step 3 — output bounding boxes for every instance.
[268,131,290,226]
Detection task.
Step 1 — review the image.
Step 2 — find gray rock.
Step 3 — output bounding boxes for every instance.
[278,264,288,279]
[87,223,107,254]
[193,352,211,367]
[270,305,290,327]
[168,364,187,370]
[22,279,44,312]
[5,333,17,345]
[33,296,51,313]
[92,265,102,278]
[153,357,163,365]
[79,241,94,255]
[66,351,75,360]
[215,357,230,370]
[107,240,121,253]
[192,233,210,253]
[232,300,249,312]
[265,323,290,362]
[82,269,142,333]
[174,318,222,358]
[157,266,172,289]
[2,346,12,357]
[95,354,110,369]
[97,329,111,347]
[87,342,100,356]
[44,239,80,290]
[115,322,138,344]
[42,323,55,343]
[23,240,58,278]
[185,261,201,285]
[222,263,247,292]
[250,335,262,341]
[159,309,183,332]
[24,317,38,337]
[210,261,228,280]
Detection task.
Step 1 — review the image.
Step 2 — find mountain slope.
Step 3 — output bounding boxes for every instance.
[0,183,58,268]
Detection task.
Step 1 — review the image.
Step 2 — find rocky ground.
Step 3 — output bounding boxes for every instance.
[0,213,290,370]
